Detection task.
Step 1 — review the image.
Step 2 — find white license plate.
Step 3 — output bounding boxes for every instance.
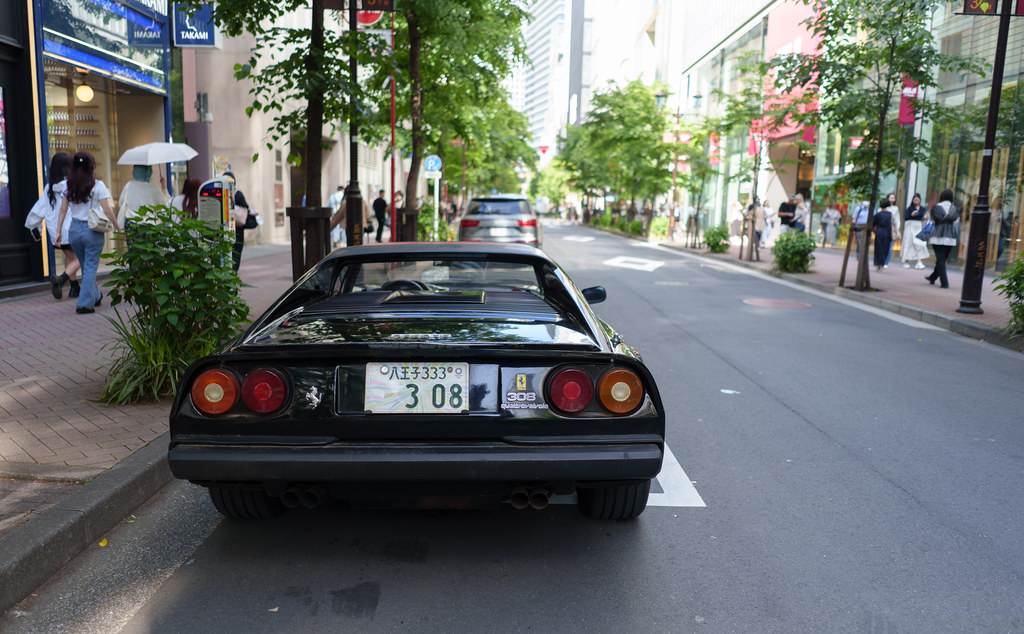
[364,362,469,414]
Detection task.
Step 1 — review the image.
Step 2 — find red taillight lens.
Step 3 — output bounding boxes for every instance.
[460,219,480,227]
[598,368,644,414]
[191,369,239,416]
[241,368,288,414]
[518,218,537,227]
[547,368,594,413]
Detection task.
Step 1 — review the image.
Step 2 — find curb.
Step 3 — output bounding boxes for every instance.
[0,433,173,613]
[660,241,1024,354]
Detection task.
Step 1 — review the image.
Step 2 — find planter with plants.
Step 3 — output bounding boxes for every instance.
[101,205,250,404]
[703,225,731,253]
[994,255,1024,340]
[771,230,816,273]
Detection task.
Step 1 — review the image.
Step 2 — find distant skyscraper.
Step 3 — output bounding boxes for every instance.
[516,0,571,164]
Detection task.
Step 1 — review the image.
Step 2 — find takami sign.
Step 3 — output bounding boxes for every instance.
[173,3,221,48]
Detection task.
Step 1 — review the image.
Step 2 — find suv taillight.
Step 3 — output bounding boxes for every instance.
[518,219,537,227]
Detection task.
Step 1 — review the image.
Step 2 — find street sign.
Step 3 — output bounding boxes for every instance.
[424,154,443,173]
[358,10,383,25]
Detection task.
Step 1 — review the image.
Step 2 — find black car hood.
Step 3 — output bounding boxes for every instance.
[241,290,603,349]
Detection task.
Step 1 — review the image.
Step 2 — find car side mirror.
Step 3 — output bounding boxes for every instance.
[582,286,606,304]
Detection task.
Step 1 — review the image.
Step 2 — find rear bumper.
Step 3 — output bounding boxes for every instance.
[169,441,663,484]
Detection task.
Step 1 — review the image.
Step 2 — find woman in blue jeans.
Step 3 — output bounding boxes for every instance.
[55,152,120,314]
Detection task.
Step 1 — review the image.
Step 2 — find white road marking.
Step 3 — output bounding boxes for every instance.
[603,255,665,272]
[563,235,596,242]
[548,443,706,509]
[648,444,706,508]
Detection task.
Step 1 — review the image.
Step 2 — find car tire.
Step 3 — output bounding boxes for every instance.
[208,486,286,520]
[577,480,651,520]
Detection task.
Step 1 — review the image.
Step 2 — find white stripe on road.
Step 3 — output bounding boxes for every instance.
[548,443,706,509]
[563,235,596,242]
[648,444,706,508]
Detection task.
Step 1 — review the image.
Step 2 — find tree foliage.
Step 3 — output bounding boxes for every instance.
[361,0,528,206]
[559,80,673,212]
[772,0,984,289]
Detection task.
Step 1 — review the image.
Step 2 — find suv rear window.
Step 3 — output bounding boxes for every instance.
[467,199,531,215]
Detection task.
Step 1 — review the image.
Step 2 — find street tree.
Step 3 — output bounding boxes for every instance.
[715,54,813,260]
[772,0,984,291]
[675,119,719,231]
[439,100,536,200]
[559,80,672,216]
[558,123,606,210]
[362,0,527,209]
[182,0,385,209]
[531,162,571,210]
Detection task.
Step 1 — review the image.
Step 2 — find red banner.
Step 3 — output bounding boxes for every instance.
[898,75,919,125]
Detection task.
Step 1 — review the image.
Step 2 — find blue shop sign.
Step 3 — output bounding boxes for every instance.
[173,3,220,48]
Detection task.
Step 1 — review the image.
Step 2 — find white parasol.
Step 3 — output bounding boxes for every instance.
[117,142,198,165]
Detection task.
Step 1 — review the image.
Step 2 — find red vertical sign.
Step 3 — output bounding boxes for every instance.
[898,75,919,124]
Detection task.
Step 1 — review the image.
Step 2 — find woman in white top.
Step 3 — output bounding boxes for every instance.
[24,153,80,299]
[55,152,120,314]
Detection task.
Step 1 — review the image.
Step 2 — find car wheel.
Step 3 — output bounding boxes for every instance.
[577,480,651,520]
[208,486,286,519]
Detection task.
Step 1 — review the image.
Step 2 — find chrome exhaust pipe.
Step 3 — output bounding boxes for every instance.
[299,485,327,509]
[528,486,550,510]
[509,486,530,510]
[280,487,302,509]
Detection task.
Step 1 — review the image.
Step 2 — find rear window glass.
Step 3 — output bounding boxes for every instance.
[467,199,531,215]
[334,259,541,294]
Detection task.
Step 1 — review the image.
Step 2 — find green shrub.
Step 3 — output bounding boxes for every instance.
[771,230,817,273]
[100,205,250,403]
[416,202,456,242]
[597,211,612,228]
[703,226,731,253]
[615,215,630,233]
[648,216,670,239]
[994,255,1024,339]
[629,219,645,236]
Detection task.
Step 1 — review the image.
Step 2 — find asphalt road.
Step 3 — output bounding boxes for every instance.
[4,223,1023,633]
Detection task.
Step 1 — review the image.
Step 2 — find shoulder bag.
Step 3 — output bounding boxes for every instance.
[88,206,112,233]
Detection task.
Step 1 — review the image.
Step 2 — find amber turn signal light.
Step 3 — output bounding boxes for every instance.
[598,368,644,414]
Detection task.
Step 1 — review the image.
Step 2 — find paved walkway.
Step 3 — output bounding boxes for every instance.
[0,243,296,531]
[0,226,1019,612]
[659,233,1018,347]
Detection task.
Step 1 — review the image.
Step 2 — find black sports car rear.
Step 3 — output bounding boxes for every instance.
[169,243,665,520]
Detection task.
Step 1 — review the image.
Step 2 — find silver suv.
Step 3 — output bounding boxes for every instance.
[457,194,541,246]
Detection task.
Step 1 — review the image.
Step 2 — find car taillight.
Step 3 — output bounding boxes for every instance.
[241,368,289,414]
[191,369,239,415]
[598,368,644,414]
[547,368,594,413]
[518,219,537,227]
[460,219,480,227]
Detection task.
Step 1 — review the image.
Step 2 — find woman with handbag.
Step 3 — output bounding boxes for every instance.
[24,153,81,299]
[925,188,960,289]
[900,193,930,269]
[55,152,120,314]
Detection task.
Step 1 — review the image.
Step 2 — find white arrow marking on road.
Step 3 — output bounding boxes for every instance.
[603,255,665,272]
[563,235,596,242]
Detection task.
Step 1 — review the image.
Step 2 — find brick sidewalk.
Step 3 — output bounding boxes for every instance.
[0,244,296,531]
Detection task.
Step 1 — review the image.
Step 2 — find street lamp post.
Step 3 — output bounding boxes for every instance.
[958,0,1014,314]
[344,1,363,246]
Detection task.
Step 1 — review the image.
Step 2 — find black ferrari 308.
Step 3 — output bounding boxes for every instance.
[169,242,665,520]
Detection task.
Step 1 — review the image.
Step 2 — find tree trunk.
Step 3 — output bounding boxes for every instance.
[855,100,890,291]
[305,0,325,208]
[404,10,423,208]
